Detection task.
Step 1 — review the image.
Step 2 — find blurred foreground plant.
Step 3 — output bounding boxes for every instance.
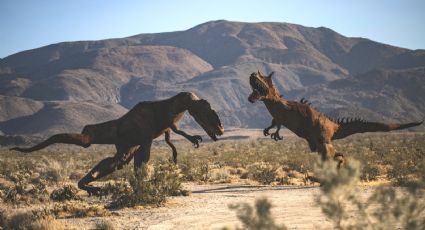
[315,158,425,229]
[226,197,287,230]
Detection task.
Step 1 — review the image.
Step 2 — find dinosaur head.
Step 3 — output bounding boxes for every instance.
[189,99,224,141]
[248,71,279,103]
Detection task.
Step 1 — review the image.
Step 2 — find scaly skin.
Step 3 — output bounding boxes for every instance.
[248,71,423,166]
[11,92,224,195]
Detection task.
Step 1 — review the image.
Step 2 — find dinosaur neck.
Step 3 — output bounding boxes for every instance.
[171,92,199,114]
[262,97,289,111]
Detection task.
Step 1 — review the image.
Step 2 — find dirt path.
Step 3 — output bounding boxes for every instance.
[60,184,375,229]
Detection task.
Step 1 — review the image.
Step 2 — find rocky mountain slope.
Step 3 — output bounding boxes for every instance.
[0,20,424,136]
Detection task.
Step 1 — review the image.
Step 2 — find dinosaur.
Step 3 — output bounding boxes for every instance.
[248,71,423,165]
[11,92,224,195]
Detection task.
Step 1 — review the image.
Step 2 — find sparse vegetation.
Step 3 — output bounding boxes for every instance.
[0,132,424,228]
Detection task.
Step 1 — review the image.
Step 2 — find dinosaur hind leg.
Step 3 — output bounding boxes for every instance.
[10,133,91,152]
[78,145,137,196]
[134,141,153,175]
[317,142,345,168]
[317,141,336,161]
[270,124,283,141]
[263,119,277,136]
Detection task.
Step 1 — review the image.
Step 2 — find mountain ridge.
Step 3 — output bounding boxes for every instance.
[1,20,424,136]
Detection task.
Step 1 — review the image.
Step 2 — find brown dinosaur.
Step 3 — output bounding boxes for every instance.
[11,92,224,195]
[248,71,423,164]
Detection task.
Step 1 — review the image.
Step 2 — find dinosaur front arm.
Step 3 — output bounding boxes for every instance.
[170,124,202,148]
[164,130,178,163]
[263,119,283,141]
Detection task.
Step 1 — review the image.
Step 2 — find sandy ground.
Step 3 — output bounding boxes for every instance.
[60,183,375,230]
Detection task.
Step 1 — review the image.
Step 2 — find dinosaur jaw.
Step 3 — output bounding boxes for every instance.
[249,74,269,96]
[202,125,223,141]
[248,73,269,103]
[248,90,261,103]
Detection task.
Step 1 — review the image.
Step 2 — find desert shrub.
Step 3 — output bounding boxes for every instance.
[1,210,64,230]
[50,184,80,201]
[109,161,187,208]
[41,168,62,183]
[3,211,35,230]
[101,180,132,199]
[386,147,424,185]
[360,162,380,182]
[315,157,425,229]
[95,219,115,230]
[226,198,287,230]
[247,163,277,184]
[0,208,7,229]
[50,201,109,218]
[179,159,210,182]
[1,171,48,204]
[209,168,231,183]
[314,159,363,229]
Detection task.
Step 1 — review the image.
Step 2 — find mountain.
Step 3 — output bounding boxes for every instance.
[0,20,424,137]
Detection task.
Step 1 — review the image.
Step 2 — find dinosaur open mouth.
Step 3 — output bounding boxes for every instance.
[206,125,223,141]
[249,75,268,96]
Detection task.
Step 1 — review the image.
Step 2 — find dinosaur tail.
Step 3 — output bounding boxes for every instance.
[10,133,91,153]
[332,118,423,140]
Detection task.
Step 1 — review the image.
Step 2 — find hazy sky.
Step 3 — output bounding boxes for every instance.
[1,0,424,58]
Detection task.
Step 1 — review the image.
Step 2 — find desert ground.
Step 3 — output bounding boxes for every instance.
[1,129,424,229]
[61,184,338,229]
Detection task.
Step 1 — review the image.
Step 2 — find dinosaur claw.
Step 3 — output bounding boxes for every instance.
[189,135,202,148]
[271,133,283,141]
[263,129,270,136]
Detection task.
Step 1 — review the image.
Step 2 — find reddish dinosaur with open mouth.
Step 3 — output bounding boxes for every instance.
[248,71,423,166]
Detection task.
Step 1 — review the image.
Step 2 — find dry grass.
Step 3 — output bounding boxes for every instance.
[0,132,424,226]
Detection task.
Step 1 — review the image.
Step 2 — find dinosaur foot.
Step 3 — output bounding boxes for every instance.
[263,129,270,136]
[189,135,202,148]
[270,132,283,141]
[82,186,102,197]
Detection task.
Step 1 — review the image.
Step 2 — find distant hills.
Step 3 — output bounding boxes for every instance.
[0,20,424,136]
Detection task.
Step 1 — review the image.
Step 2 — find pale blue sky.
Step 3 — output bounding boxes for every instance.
[1,0,424,58]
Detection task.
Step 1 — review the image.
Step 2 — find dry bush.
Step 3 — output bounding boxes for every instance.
[108,161,187,209]
[247,163,277,185]
[95,219,115,230]
[1,210,64,230]
[179,158,210,182]
[50,184,80,201]
[50,201,109,218]
[209,168,231,183]
[226,198,287,230]
[314,157,425,229]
